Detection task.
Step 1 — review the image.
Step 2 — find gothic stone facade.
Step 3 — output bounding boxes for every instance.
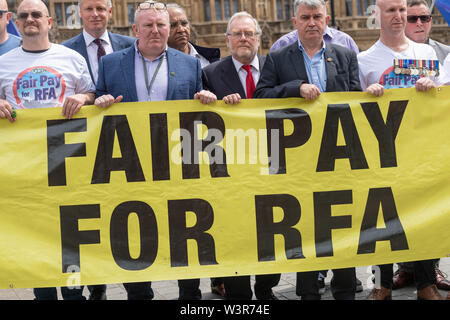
[8,0,449,55]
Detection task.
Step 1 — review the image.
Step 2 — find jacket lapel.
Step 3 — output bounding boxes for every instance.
[76,34,94,81]
[324,45,338,92]
[287,43,308,82]
[120,47,138,102]
[166,49,177,100]
[220,56,246,98]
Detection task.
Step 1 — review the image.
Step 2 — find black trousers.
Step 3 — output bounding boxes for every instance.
[296,268,356,300]
[223,274,281,300]
[123,279,201,300]
[377,259,435,290]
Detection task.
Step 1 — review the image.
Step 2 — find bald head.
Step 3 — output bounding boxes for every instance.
[18,0,50,16]
[376,0,407,9]
[0,0,8,10]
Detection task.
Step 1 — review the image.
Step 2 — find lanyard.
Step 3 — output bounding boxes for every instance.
[142,54,165,101]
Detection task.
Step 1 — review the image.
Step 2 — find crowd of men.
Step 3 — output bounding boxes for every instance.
[0,0,449,300]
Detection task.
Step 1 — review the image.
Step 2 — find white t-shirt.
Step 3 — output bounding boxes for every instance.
[0,43,95,109]
[441,54,450,85]
[358,39,439,91]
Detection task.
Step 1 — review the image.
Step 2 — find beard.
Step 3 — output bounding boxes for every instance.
[22,24,41,37]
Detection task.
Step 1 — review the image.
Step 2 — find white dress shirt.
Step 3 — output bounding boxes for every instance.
[231,55,260,98]
[188,43,210,68]
[83,29,113,84]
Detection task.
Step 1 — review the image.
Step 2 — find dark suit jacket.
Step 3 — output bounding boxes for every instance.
[202,55,266,99]
[253,42,361,98]
[96,46,203,102]
[192,43,220,64]
[62,31,135,83]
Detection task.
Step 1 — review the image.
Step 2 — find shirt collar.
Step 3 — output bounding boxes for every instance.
[83,29,110,46]
[231,55,260,73]
[297,38,326,54]
[135,41,168,61]
[323,26,333,40]
[188,43,200,58]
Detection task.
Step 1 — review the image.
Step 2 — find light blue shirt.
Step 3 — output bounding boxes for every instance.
[0,34,21,56]
[298,39,327,92]
[270,27,359,54]
[134,42,168,102]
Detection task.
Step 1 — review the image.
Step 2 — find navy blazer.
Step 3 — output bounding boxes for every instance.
[254,42,361,98]
[202,55,266,99]
[96,45,203,102]
[62,31,135,83]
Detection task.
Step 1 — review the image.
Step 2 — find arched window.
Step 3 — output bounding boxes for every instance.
[204,0,240,21]
[346,0,373,16]
[276,0,294,21]
[51,1,81,28]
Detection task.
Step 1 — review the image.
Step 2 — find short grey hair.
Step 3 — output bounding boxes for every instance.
[166,3,185,12]
[78,0,112,8]
[226,11,262,36]
[293,0,327,17]
[133,1,169,26]
[407,0,430,9]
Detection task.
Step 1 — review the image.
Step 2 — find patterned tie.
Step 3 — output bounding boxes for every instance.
[242,65,255,99]
[93,38,106,62]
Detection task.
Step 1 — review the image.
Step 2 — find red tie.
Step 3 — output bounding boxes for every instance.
[242,65,255,99]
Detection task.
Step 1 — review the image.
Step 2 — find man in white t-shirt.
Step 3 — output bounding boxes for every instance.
[0,0,96,300]
[442,54,450,85]
[358,0,445,301]
[0,0,95,123]
[358,0,440,96]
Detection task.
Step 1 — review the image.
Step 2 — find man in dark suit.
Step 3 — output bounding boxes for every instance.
[62,0,135,85]
[254,0,360,300]
[167,3,220,68]
[93,2,216,299]
[202,12,280,300]
[254,0,361,100]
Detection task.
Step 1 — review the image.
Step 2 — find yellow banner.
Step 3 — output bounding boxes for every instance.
[1,87,449,289]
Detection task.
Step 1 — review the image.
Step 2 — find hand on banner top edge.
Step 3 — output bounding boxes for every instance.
[94,95,123,108]
[194,90,217,105]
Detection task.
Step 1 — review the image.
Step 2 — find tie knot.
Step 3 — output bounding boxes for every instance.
[94,38,103,46]
[242,65,252,73]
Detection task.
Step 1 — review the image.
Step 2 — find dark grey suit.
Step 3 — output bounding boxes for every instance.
[254,41,360,300]
[202,54,281,300]
[254,42,361,98]
[202,55,266,99]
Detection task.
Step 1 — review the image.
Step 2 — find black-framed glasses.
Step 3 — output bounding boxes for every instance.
[17,11,48,20]
[138,1,167,11]
[0,10,7,18]
[407,15,431,23]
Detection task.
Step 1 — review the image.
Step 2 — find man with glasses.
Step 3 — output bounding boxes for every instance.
[254,0,360,300]
[358,0,446,300]
[62,0,135,86]
[405,0,449,64]
[0,0,97,299]
[388,0,450,294]
[167,3,220,68]
[0,0,21,55]
[94,1,216,299]
[202,11,280,300]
